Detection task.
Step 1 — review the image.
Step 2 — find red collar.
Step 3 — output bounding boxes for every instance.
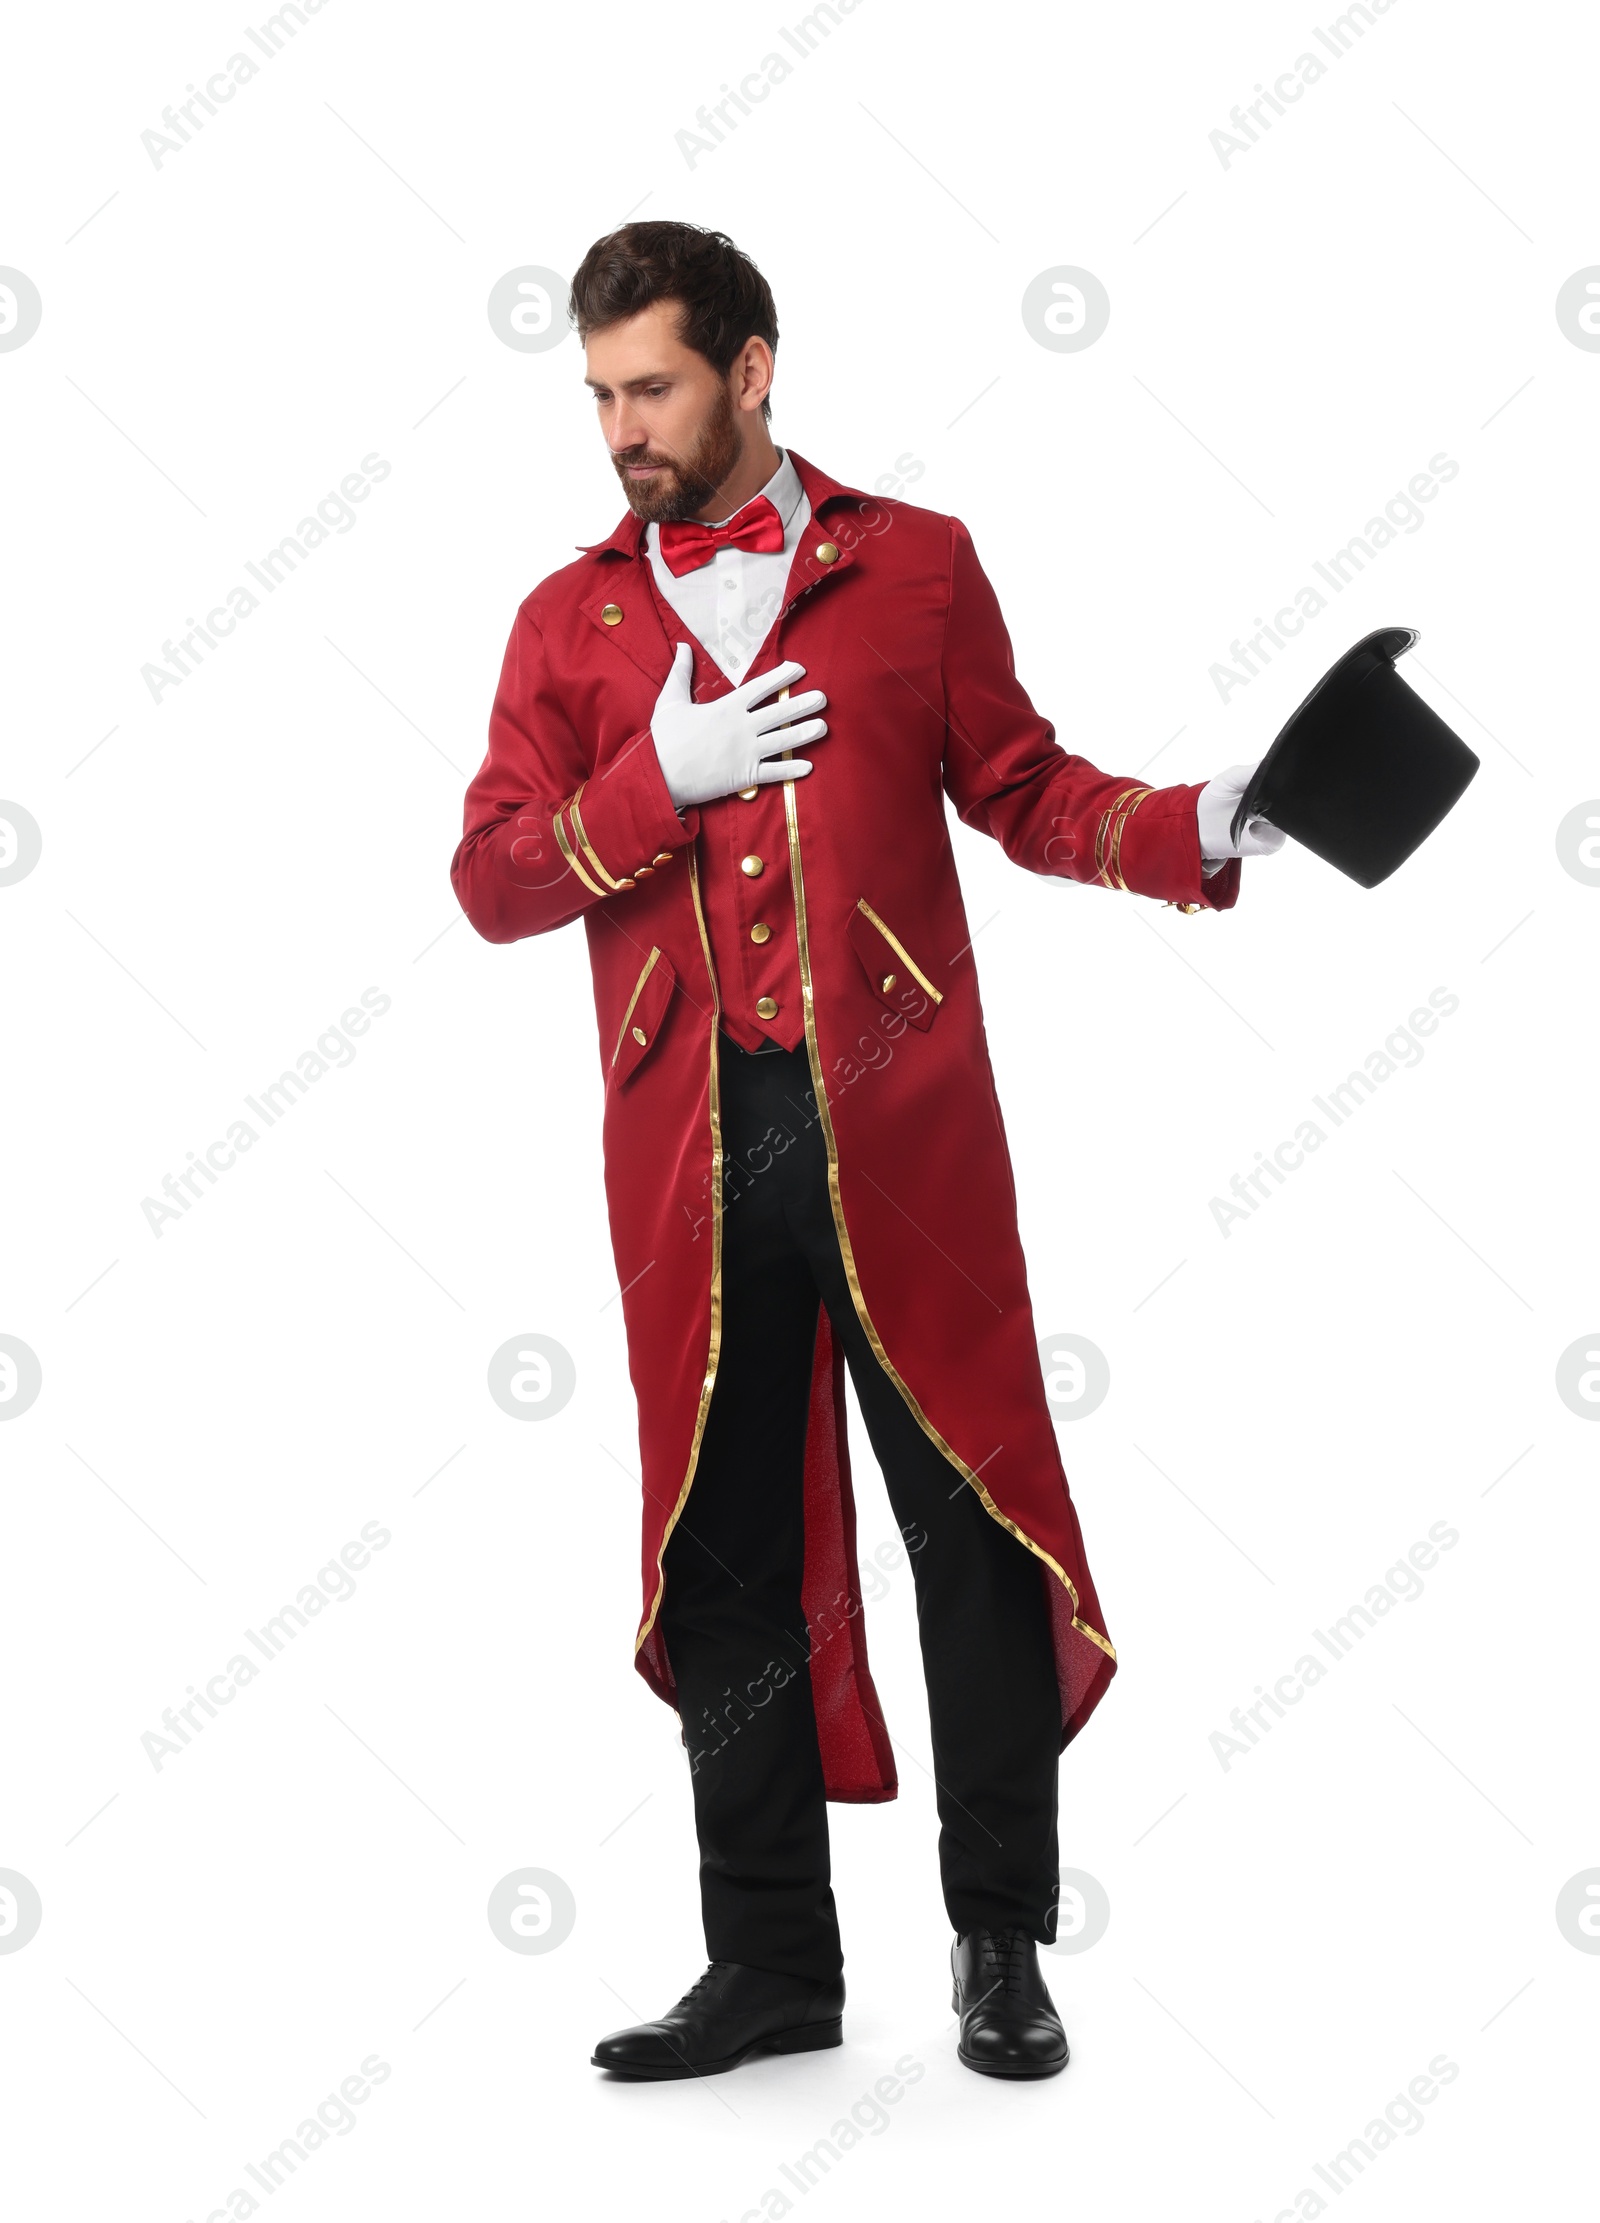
[574,451,867,559]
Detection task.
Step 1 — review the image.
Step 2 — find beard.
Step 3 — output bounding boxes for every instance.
[609,384,744,522]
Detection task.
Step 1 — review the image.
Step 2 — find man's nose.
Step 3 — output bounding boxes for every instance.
[607,402,647,453]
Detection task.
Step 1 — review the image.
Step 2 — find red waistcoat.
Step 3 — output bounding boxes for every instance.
[452,452,1240,1798]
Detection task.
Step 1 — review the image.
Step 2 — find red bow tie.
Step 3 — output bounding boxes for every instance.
[657,495,785,577]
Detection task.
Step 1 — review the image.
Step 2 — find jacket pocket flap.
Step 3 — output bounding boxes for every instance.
[846,900,941,1032]
[611,948,676,1087]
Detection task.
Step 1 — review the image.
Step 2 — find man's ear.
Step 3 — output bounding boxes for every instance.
[734,336,774,416]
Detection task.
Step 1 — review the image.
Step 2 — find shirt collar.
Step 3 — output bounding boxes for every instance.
[642,448,805,566]
[730,446,805,532]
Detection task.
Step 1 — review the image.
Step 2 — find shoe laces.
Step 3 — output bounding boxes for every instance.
[976,1926,1030,1996]
[672,1960,732,2013]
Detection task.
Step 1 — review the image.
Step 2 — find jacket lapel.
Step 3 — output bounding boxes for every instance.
[577,578,678,691]
[733,452,868,673]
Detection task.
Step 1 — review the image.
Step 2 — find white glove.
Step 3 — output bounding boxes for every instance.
[650,645,828,810]
[1197,761,1288,875]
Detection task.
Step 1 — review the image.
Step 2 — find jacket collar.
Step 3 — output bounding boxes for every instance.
[575,450,867,561]
[575,450,869,684]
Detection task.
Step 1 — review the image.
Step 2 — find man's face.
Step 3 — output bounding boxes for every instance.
[584,300,743,522]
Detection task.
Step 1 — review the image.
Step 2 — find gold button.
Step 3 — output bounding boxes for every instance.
[737,785,760,801]
[634,865,654,878]
[651,851,674,866]
[631,1025,647,1046]
[749,922,771,945]
[816,542,839,565]
[881,972,897,993]
[601,603,624,625]
[616,877,636,890]
[755,996,779,1020]
[740,854,764,878]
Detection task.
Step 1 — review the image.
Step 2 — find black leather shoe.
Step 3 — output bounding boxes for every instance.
[951,1927,1069,2078]
[592,1961,845,2079]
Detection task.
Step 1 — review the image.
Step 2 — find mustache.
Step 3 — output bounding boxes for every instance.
[611,441,719,496]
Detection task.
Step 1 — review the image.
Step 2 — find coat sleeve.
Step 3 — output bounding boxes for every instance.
[451,602,698,943]
[938,517,1240,912]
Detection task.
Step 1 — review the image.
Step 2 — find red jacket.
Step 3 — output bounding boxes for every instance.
[453,452,1240,1799]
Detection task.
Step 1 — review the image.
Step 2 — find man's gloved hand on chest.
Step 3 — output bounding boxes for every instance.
[650,643,828,811]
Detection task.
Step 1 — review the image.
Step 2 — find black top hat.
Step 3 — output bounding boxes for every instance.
[1231,628,1479,888]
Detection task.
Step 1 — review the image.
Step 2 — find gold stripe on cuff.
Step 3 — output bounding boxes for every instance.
[568,784,626,892]
[553,805,608,898]
[1108,787,1154,892]
[855,900,943,1005]
[1095,785,1144,887]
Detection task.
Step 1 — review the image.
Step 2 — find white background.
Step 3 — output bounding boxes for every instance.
[2,0,1596,2216]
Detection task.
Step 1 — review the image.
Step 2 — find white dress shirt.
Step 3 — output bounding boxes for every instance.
[645,449,811,685]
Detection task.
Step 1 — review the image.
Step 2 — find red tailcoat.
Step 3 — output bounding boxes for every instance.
[452,453,1240,1801]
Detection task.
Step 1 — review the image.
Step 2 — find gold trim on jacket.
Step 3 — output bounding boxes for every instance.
[611,947,662,1067]
[855,899,944,1005]
[569,784,628,893]
[553,802,608,898]
[1094,785,1154,892]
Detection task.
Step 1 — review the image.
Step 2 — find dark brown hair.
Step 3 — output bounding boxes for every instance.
[569,222,779,420]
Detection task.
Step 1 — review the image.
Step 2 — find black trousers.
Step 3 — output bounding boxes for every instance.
[659,1038,1062,1981]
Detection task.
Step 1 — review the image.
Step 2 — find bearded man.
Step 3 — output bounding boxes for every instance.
[451,220,1282,2081]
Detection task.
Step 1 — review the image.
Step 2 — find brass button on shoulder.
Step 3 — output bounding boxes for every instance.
[633,865,653,878]
[651,851,674,866]
[815,541,839,565]
[755,996,779,1020]
[737,785,760,801]
[740,854,765,878]
[749,922,771,945]
[881,972,898,993]
[601,603,624,625]
[631,1025,647,1046]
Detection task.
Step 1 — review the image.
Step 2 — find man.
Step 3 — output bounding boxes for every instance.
[451,222,1283,2081]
